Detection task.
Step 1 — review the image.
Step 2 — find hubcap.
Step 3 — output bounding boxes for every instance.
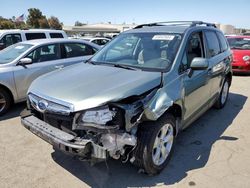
[152,123,174,166]
[221,81,229,105]
[0,93,6,112]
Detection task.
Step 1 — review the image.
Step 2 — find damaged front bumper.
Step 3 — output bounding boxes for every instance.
[21,111,107,161]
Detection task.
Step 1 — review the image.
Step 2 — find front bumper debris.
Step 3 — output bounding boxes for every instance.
[21,111,107,160]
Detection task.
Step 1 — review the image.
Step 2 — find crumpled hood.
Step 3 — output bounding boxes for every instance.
[29,63,161,111]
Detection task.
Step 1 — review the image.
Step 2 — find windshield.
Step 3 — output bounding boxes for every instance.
[0,43,33,64]
[227,37,250,50]
[91,32,182,71]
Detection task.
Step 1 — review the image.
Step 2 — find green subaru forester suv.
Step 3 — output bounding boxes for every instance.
[21,21,232,175]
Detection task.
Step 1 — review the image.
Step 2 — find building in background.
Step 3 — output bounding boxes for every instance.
[63,23,136,36]
[63,22,250,37]
[216,23,250,35]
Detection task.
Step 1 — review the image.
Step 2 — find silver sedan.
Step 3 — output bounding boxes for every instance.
[0,38,100,115]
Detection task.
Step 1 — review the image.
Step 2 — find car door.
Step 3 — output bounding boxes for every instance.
[181,32,212,125]
[204,31,229,101]
[61,42,97,65]
[13,43,64,100]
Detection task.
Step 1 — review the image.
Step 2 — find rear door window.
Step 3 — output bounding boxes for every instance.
[25,33,46,40]
[204,31,221,58]
[217,32,228,52]
[62,43,96,58]
[50,33,64,38]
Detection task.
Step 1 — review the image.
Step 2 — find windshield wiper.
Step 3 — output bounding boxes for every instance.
[85,59,96,65]
[113,64,140,71]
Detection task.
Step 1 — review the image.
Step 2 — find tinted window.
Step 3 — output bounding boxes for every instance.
[25,33,46,40]
[62,43,95,58]
[204,31,220,57]
[0,34,22,49]
[217,32,228,52]
[50,33,64,38]
[26,44,60,63]
[180,32,204,71]
[92,39,109,46]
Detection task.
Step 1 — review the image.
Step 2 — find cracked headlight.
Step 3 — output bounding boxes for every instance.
[81,107,116,125]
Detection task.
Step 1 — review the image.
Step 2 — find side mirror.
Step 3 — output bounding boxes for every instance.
[18,58,32,65]
[190,58,208,70]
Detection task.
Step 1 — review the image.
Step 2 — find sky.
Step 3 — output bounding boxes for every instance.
[1,0,250,28]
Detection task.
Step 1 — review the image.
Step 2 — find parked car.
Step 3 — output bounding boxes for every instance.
[21,21,232,175]
[226,35,250,73]
[0,39,100,114]
[82,37,111,47]
[0,29,67,50]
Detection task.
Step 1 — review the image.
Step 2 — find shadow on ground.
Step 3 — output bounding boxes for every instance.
[0,102,25,121]
[51,92,247,188]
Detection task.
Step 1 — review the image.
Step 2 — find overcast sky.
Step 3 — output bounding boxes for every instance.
[1,0,249,28]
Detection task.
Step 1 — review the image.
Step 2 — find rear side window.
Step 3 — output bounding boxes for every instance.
[204,31,220,58]
[25,33,46,40]
[50,33,64,38]
[62,43,96,58]
[217,32,228,52]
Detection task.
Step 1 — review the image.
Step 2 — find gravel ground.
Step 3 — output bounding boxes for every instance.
[0,75,250,188]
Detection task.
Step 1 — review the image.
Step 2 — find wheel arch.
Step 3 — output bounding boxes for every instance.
[0,84,14,104]
[164,103,182,136]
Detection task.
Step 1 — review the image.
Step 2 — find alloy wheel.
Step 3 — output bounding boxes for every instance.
[152,123,174,166]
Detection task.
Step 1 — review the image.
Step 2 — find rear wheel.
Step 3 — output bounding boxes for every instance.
[214,78,230,109]
[133,114,176,175]
[0,87,12,115]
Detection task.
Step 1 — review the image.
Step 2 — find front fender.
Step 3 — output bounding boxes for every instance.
[143,90,173,120]
[143,75,183,121]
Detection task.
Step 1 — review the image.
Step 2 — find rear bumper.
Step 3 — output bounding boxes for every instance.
[21,110,107,160]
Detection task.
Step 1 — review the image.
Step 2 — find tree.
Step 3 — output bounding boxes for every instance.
[38,18,50,28]
[0,17,15,29]
[27,8,47,28]
[74,21,85,26]
[48,16,62,30]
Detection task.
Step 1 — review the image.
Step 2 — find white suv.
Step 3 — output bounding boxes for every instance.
[0,29,67,50]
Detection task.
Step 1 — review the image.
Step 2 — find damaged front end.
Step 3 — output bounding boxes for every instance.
[21,82,175,164]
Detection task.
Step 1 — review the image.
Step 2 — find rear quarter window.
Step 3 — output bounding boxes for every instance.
[25,33,46,40]
[204,31,221,58]
[50,33,64,38]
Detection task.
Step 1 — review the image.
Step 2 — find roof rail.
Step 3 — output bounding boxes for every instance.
[134,21,216,29]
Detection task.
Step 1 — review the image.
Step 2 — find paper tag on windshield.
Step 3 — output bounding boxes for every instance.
[15,46,25,49]
[152,35,175,40]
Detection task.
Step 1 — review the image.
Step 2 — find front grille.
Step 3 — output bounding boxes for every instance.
[30,104,75,135]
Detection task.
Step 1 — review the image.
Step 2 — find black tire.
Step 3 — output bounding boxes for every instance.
[214,78,230,109]
[133,113,176,175]
[0,87,12,115]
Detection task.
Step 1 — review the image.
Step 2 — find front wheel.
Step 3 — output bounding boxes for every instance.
[133,114,176,175]
[0,87,12,115]
[214,78,230,109]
